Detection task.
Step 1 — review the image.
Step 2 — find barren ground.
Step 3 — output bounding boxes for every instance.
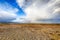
[0,24,60,40]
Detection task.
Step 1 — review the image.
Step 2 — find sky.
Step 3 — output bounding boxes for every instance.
[0,0,60,23]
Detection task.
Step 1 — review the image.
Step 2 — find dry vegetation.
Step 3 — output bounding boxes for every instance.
[0,24,60,40]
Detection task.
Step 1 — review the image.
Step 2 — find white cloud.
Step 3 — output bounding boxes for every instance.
[15,0,60,23]
[0,9,16,19]
[24,0,60,23]
[16,0,24,8]
[0,9,17,22]
[12,16,31,23]
[0,2,18,22]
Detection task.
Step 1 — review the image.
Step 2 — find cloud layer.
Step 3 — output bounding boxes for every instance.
[0,0,60,23]
[0,2,18,22]
[17,0,60,23]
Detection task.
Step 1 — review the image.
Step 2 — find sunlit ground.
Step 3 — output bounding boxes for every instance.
[0,24,60,40]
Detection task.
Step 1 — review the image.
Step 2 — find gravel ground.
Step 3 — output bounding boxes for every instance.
[0,26,60,40]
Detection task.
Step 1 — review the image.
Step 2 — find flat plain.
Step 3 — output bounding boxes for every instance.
[0,24,60,40]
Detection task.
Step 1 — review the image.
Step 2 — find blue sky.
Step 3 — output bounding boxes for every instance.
[0,0,26,22]
[0,0,25,16]
[0,0,60,23]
